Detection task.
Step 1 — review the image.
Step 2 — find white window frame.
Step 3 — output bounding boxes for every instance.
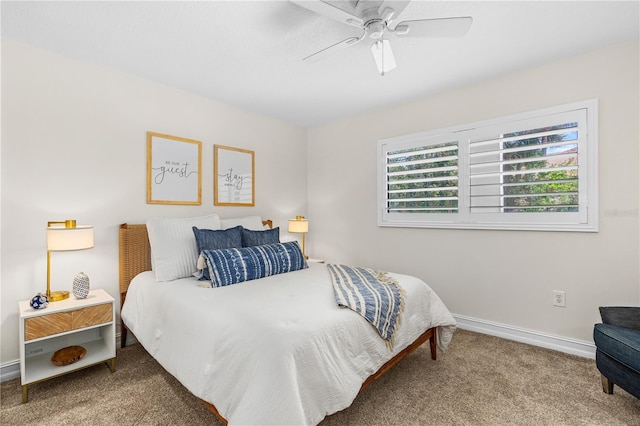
[377,99,598,232]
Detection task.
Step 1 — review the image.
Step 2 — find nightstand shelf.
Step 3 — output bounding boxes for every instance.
[19,289,116,402]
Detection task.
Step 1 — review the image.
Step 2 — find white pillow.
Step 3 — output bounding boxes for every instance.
[220,215,264,230]
[147,214,221,281]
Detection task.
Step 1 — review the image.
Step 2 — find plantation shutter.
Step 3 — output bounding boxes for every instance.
[385,141,460,214]
[467,109,589,225]
[378,99,597,231]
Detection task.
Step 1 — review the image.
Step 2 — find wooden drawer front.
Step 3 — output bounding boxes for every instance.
[25,303,112,341]
[72,303,112,329]
[25,312,72,340]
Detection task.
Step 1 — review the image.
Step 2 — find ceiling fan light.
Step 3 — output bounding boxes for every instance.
[371,39,397,75]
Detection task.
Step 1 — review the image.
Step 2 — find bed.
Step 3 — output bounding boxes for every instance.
[119,216,457,425]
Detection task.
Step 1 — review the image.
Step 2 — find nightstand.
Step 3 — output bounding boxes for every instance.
[18,288,116,402]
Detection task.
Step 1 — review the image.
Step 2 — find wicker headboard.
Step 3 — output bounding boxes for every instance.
[118,224,152,308]
[118,220,273,307]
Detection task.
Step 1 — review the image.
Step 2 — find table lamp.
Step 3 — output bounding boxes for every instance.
[47,220,94,301]
[288,216,309,259]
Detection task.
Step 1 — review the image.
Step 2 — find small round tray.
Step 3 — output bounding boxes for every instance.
[51,345,87,366]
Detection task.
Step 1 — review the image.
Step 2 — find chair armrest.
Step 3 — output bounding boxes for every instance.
[599,307,640,331]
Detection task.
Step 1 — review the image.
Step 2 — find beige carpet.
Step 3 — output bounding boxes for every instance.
[1,330,638,425]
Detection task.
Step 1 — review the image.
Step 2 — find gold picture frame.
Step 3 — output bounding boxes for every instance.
[147,132,202,205]
[214,145,255,206]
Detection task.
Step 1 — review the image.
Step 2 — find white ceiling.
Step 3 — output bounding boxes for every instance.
[2,1,639,127]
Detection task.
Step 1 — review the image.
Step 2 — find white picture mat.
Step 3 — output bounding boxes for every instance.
[148,133,201,204]
[215,145,254,205]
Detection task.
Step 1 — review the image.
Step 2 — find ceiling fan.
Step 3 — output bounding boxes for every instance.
[291,0,473,75]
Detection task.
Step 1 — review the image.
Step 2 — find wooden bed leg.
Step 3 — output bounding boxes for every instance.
[121,325,128,349]
[429,327,437,360]
[120,292,129,348]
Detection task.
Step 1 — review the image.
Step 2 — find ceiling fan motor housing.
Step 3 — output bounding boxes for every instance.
[367,20,385,39]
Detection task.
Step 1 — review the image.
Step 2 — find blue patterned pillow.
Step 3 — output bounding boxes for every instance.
[193,226,243,280]
[201,241,308,287]
[241,227,280,247]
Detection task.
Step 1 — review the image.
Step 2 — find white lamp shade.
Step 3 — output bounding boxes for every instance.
[288,219,309,233]
[47,226,94,251]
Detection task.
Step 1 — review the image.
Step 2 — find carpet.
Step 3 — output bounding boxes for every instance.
[2,330,639,425]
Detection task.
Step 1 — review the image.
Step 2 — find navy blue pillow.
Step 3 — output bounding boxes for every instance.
[201,241,308,287]
[192,226,243,280]
[241,227,280,247]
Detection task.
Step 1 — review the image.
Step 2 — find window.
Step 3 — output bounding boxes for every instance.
[378,100,598,232]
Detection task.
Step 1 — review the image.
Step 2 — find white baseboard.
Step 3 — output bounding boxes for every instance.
[454,314,596,359]
[1,332,124,383]
[1,360,19,383]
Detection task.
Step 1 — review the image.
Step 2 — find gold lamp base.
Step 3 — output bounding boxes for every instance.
[48,290,70,302]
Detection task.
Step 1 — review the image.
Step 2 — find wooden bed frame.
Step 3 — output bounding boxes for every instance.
[118,222,437,425]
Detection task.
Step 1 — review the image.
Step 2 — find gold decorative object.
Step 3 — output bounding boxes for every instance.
[51,345,87,366]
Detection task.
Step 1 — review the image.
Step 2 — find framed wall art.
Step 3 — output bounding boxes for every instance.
[214,145,255,206]
[147,132,202,205]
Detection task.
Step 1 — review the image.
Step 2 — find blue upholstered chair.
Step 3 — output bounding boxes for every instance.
[593,307,640,399]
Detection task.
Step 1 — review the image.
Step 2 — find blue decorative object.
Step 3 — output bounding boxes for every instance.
[30,293,49,310]
[201,241,307,287]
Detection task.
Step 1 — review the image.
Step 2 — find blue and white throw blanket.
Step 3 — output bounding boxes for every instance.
[327,264,405,349]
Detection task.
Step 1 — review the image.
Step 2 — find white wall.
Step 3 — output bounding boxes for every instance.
[2,39,638,370]
[307,42,640,343]
[0,40,307,365]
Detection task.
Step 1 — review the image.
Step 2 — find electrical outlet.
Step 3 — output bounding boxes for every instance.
[553,290,566,307]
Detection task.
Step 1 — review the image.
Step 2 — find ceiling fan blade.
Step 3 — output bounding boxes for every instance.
[303,36,363,62]
[290,0,364,28]
[394,16,473,38]
[379,0,411,21]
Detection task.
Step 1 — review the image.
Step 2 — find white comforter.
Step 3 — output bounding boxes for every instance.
[121,263,457,425]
